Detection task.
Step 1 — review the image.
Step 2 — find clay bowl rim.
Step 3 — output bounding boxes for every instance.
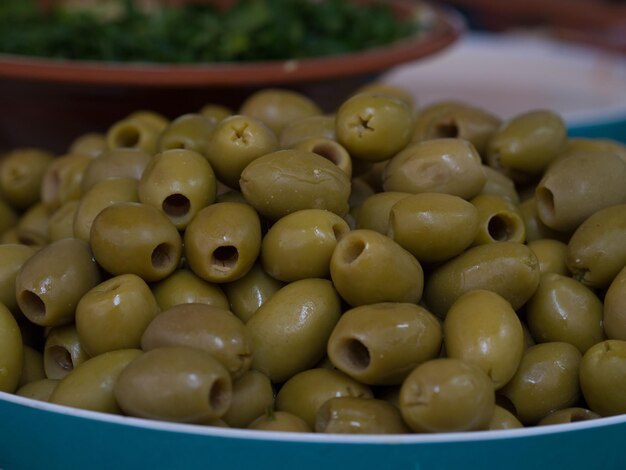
[0,2,464,87]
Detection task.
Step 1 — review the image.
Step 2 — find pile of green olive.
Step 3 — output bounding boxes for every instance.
[1,85,626,434]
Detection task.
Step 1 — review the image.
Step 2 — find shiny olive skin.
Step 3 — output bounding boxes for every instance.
[0,244,36,314]
[470,194,526,246]
[383,138,486,200]
[261,209,350,282]
[76,274,160,356]
[90,202,182,282]
[73,177,139,242]
[388,192,479,263]
[40,153,91,210]
[535,152,626,233]
[527,238,569,275]
[157,113,216,154]
[498,342,581,425]
[413,102,501,156]
[239,88,321,135]
[184,202,261,284]
[247,278,342,383]
[222,262,284,323]
[335,92,413,162]
[151,269,230,311]
[138,148,217,230]
[248,411,312,432]
[526,272,604,353]
[327,302,442,385]
[16,378,59,402]
[221,370,274,428]
[399,358,495,433]
[579,340,626,416]
[68,132,106,159]
[537,407,600,426]
[0,302,23,392]
[18,344,46,388]
[315,397,410,434]
[444,290,524,390]
[479,165,520,204]
[275,367,373,428]
[424,241,540,318]
[105,116,161,154]
[49,200,80,242]
[205,114,278,189]
[0,148,54,210]
[240,149,351,220]
[43,324,89,380]
[518,197,566,243]
[293,137,352,178]
[16,238,101,327]
[487,405,524,430]
[566,204,626,288]
[278,115,336,149]
[604,265,626,340]
[355,191,411,234]
[413,101,465,140]
[80,148,152,193]
[50,349,142,414]
[141,303,252,379]
[114,346,232,423]
[486,110,567,181]
[330,229,424,307]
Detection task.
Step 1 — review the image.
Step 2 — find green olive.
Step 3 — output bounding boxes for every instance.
[279,115,336,149]
[127,110,169,132]
[388,192,479,263]
[479,165,520,204]
[0,197,18,236]
[293,137,352,178]
[221,370,274,428]
[15,378,59,402]
[527,238,569,275]
[184,202,261,283]
[355,82,416,110]
[80,148,152,193]
[248,410,312,432]
[18,344,45,388]
[424,241,540,318]
[50,349,142,414]
[247,278,342,383]
[261,209,350,282]
[316,397,410,434]
[0,244,36,314]
[205,114,278,189]
[138,148,217,230]
[487,405,524,430]
[335,92,413,162]
[151,269,230,311]
[199,103,233,124]
[15,202,50,248]
[0,302,23,392]
[355,191,411,234]
[526,272,605,353]
[114,346,232,423]
[535,153,626,233]
[399,358,495,433]
[0,148,54,210]
[240,149,351,220]
[579,340,626,416]
[537,407,600,426]
[68,132,106,159]
[498,342,581,425]
[470,194,526,246]
[40,153,91,210]
[16,238,101,327]
[90,202,182,282]
[141,303,252,379]
[518,197,566,243]
[330,229,424,307]
[157,113,216,154]
[383,138,486,200]
[105,116,161,154]
[566,204,626,288]
[604,265,626,340]
[327,302,441,385]
[275,367,373,428]
[76,274,160,356]
[48,200,80,242]
[221,262,284,323]
[43,324,89,380]
[443,290,524,390]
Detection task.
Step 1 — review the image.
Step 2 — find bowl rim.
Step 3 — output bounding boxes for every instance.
[2,390,625,444]
[0,2,463,87]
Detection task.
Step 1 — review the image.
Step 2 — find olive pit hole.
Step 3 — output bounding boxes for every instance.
[48,346,74,372]
[113,127,141,148]
[339,338,371,371]
[312,143,340,165]
[19,290,46,321]
[487,214,517,241]
[211,245,239,270]
[332,223,348,241]
[208,378,230,414]
[341,239,365,264]
[432,122,459,139]
[162,193,191,218]
[151,243,175,269]
[536,186,555,219]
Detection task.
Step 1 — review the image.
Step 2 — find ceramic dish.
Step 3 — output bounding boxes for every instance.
[1,391,624,470]
[0,1,463,153]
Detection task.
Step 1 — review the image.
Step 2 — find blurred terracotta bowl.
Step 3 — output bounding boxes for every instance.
[0,1,462,153]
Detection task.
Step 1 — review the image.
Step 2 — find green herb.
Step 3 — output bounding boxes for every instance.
[0,0,419,63]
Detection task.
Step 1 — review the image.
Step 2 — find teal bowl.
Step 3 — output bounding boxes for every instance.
[1,391,625,470]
